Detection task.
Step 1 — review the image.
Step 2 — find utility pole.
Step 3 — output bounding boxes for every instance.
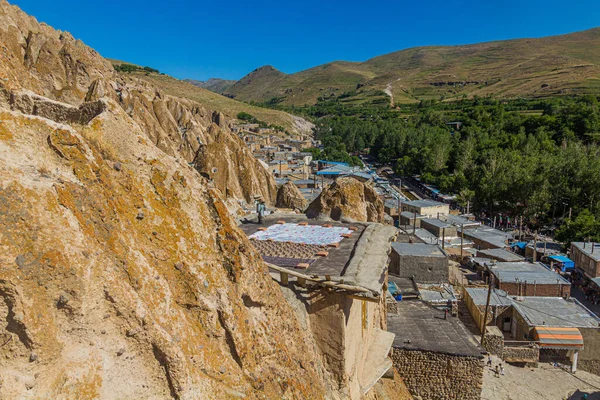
[533,231,538,262]
[481,274,494,345]
[460,224,464,258]
[413,212,417,235]
[442,228,446,249]
[466,200,470,215]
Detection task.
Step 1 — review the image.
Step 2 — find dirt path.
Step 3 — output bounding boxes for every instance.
[384,83,394,107]
[482,354,600,400]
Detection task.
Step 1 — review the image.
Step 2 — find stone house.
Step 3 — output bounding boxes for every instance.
[420,218,457,238]
[389,243,448,283]
[464,287,600,374]
[571,242,600,278]
[387,301,484,400]
[401,199,449,218]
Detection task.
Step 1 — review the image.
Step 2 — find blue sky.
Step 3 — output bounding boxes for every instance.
[10,0,600,81]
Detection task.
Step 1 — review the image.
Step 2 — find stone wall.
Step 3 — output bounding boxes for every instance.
[482,326,503,356]
[502,345,539,364]
[391,348,483,400]
[579,360,600,376]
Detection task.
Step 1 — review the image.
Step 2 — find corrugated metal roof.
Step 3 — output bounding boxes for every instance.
[489,262,571,285]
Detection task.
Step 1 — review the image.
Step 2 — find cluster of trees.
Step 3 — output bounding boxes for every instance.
[113,64,160,74]
[289,94,600,244]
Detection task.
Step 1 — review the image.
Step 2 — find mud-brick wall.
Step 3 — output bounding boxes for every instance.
[391,348,483,400]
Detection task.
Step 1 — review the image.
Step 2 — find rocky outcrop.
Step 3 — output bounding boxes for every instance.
[305,177,385,223]
[0,1,334,398]
[0,0,276,206]
[275,181,307,211]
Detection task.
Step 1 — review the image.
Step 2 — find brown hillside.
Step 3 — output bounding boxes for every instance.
[222,28,600,105]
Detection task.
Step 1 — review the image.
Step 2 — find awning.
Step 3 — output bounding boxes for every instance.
[533,327,584,350]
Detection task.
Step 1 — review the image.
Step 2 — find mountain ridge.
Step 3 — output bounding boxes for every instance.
[204,27,600,105]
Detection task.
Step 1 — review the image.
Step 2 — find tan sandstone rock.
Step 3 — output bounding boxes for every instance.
[0,1,338,398]
[305,176,385,223]
[275,181,307,211]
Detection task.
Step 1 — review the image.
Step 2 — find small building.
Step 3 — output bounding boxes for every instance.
[388,301,484,400]
[463,288,600,372]
[488,261,571,298]
[461,227,512,250]
[476,248,525,263]
[420,218,457,238]
[525,240,564,261]
[571,242,600,278]
[401,199,449,218]
[383,199,401,218]
[399,211,425,228]
[442,214,481,230]
[547,255,575,273]
[389,243,448,283]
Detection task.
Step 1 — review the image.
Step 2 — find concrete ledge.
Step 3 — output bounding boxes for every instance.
[359,328,396,394]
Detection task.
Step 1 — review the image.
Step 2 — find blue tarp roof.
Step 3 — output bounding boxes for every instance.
[511,242,528,249]
[548,255,574,264]
[318,160,349,166]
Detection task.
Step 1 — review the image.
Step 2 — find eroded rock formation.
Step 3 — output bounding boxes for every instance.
[275,181,307,211]
[305,177,385,223]
[0,1,334,398]
[0,0,276,206]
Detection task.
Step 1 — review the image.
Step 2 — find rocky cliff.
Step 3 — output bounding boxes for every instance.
[0,1,333,398]
[305,177,385,223]
[275,181,307,211]
[0,0,276,207]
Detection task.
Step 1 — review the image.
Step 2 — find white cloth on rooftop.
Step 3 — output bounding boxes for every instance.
[249,223,352,245]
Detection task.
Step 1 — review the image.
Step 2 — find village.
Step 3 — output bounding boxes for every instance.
[235,121,600,400]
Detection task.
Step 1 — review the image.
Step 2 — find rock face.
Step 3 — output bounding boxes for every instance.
[0,0,276,207]
[0,1,334,398]
[275,181,307,211]
[305,177,385,222]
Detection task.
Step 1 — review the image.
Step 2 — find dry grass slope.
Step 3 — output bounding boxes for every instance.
[223,28,600,105]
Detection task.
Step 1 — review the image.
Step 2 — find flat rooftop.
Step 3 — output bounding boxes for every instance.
[421,218,452,229]
[526,240,564,256]
[572,242,600,262]
[240,214,397,295]
[388,301,484,358]
[467,288,600,328]
[460,227,512,248]
[515,297,600,328]
[240,215,364,278]
[391,243,446,258]
[477,248,525,262]
[442,214,481,228]
[400,211,424,219]
[465,287,515,307]
[403,199,447,208]
[418,283,457,303]
[489,262,571,285]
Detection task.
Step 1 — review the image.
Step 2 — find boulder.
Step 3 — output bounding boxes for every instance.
[275,181,307,211]
[305,177,384,223]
